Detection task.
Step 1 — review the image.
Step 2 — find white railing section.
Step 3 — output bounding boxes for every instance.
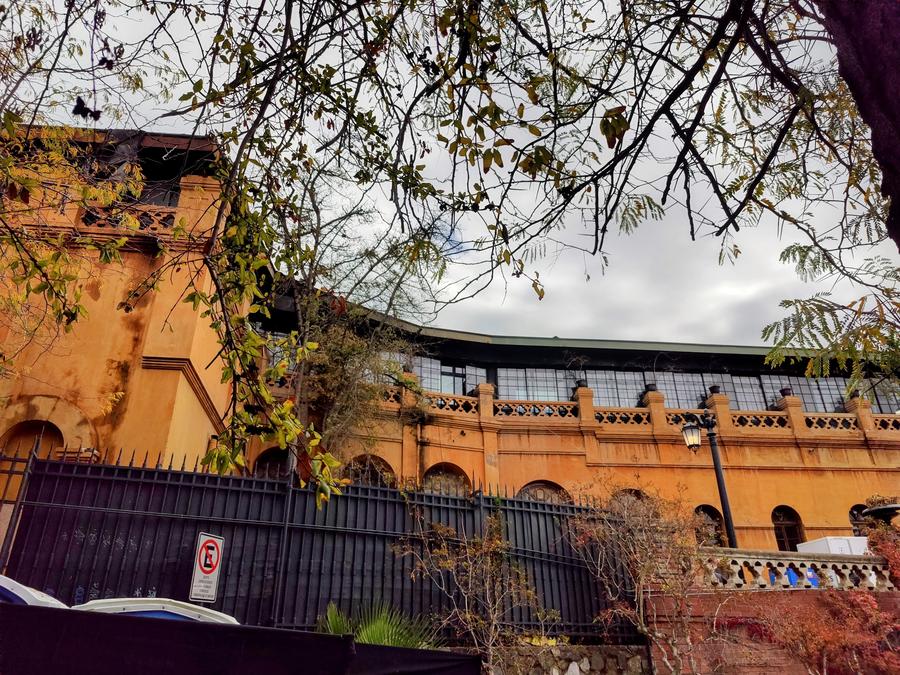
[700,548,895,592]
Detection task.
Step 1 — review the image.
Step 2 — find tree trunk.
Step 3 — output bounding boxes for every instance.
[814,1,900,251]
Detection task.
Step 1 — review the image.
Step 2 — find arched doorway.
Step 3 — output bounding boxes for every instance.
[772,506,805,551]
[695,504,726,547]
[849,503,868,536]
[344,455,396,488]
[0,420,64,457]
[422,463,471,495]
[516,480,571,504]
[253,447,290,480]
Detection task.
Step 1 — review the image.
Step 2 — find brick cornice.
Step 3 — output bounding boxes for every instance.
[141,356,226,433]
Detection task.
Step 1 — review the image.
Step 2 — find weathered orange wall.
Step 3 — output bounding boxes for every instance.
[335,385,900,551]
[0,174,229,466]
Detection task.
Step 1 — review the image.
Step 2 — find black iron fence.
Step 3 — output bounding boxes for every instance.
[0,447,639,643]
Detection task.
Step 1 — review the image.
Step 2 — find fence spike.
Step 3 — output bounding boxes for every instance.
[141,451,149,468]
[167,454,174,470]
[192,456,199,472]
[115,447,123,465]
[180,454,187,471]
[127,449,135,467]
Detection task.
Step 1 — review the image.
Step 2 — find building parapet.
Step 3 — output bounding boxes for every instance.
[699,547,895,592]
[373,385,900,447]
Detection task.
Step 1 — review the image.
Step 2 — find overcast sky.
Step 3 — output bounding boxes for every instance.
[434,210,842,347]
[94,8,893,350]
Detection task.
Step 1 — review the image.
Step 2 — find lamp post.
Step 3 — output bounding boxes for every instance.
[681,410,738,548]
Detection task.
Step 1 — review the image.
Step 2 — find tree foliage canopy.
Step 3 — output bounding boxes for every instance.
[2,0,898,486]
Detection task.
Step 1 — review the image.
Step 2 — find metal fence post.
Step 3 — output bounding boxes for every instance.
[270,475,294,627]
[0,438,40,572]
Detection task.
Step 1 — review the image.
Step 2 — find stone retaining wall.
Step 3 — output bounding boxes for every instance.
[494,645,650,675]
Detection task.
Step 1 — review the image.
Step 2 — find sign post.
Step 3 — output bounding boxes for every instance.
[189,532,224,603]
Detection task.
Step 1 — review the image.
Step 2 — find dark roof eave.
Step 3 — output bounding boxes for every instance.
[378,313,775,357]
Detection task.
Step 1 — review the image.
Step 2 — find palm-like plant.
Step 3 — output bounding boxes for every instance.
[317,602,438,649]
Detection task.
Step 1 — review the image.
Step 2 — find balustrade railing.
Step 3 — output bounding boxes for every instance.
[804,412,859,431]
[731,411,790,431]
[700,548,895,592]
[429,395,479,415]
[80,204,177,236]
[665,409,706,427]
[595,408,651,426]
[361,386,900,442]
[873,414,900,431]
[382,387,402,405]
[493,400,579,418]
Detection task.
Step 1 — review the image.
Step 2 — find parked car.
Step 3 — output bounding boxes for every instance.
[73,597,239,623]
[0,574,68,608]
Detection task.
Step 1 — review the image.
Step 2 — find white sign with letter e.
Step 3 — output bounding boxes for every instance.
[189,532,225,603]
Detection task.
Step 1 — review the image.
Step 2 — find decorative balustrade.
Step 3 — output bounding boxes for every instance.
[700,548,895,592]
[80,204,177,236]
[429,395,479,415]
[595,408,651,426]
[382,388,402,405]
[665,409,706,427]
[873,414,900,431]
[804,413,859,431]
[362,385,900,442]
[493,400,579,418]
[731,411,790,431]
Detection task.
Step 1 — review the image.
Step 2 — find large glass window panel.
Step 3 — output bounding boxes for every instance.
[465,366,487,394]
[525,368,559,400]
[414,356,442,392]
[556,370,579,401]
[584,370,619,406]
[497,368,528,399]
[870,379,900,414]
[730,376,767,411]
[702,373,734,403]
[655,372,706,408]
[790,376,826,412]
[760,375,793,409]
[615,371,648,407]
[816,377,849,412]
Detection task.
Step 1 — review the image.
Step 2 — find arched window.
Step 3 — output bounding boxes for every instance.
[517,480,571,504]
[695,505,726,547]
[422,463,471,495]
[0,420,64,457]
[344,455,396,488]
[610,488,648,505]
[849,504,868,536]
[772,506,805,551]
[253,447,290,480]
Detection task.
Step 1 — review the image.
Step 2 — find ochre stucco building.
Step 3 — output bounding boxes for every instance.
[1,131,898,552]
[0,131,229,465]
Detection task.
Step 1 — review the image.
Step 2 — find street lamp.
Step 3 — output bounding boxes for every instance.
[681,409,738,548]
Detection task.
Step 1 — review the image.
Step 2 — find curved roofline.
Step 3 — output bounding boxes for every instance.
[383,314,773,357]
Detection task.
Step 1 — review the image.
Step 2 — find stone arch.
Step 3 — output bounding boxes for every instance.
[0,420,65,455]
[253,447,290,480]
[344,454,396,488]
[611,488,648,504]
[849,503,868,536]
[0,395,96,451]
[772,505,805,552]
[695,504,726,547]
[516,480,571,504]
[422,462,471,495]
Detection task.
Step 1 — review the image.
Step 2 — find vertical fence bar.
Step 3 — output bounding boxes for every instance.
[270,475,293,626]
[0,440,38,572]
[1,457,640,644]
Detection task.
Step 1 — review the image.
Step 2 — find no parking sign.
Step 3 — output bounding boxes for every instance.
[189,532,225,603]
